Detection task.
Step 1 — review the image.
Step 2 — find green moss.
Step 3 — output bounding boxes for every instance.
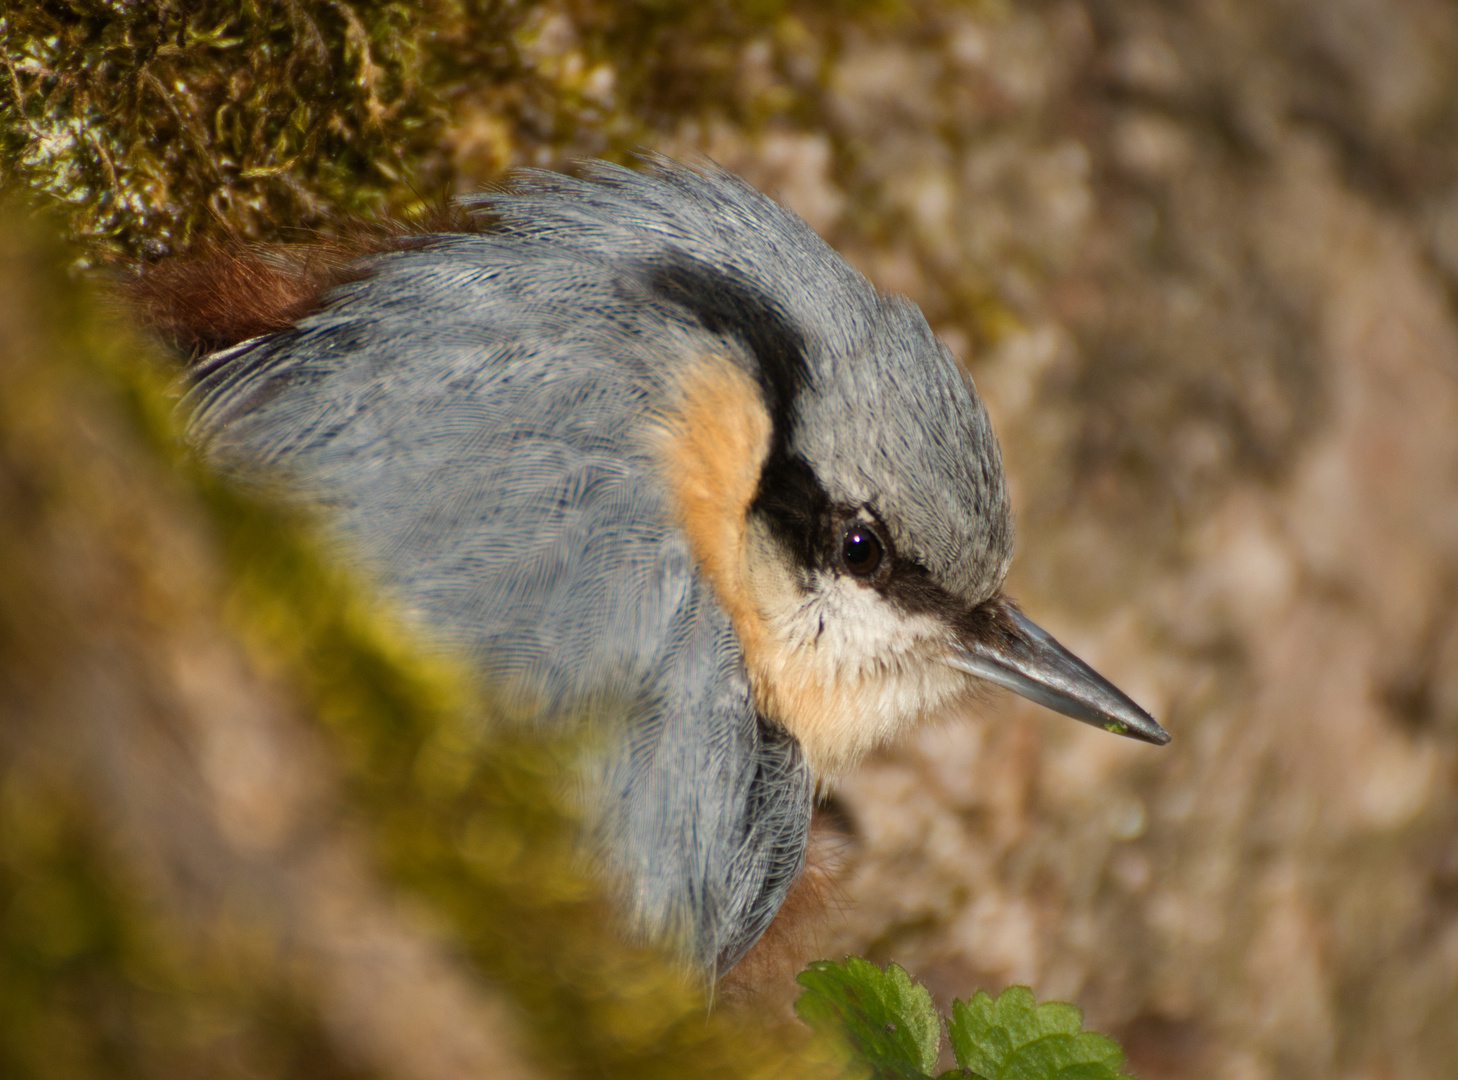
[1,0,880,267]
[2,2,432,261]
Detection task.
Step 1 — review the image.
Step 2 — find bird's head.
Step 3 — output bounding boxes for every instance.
[464,156,1168,779]
[646,246,1168,780]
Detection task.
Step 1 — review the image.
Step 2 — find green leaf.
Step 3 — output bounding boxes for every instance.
[795,958,941,1078]
[946,987,1127,1080]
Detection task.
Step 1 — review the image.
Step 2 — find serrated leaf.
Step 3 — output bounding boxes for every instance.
[1069,1032,1124,1065]
[1032,1002,1084,1037]
[795,958,941,1078]
[1054,1066,1124,1080]
[992,987,1041,1046]
[947,993,1004,1077]
[946,987,1127,1080]
[1004,1034,1121,1080]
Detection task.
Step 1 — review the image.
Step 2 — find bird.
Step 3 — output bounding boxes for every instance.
[167,155,1169,980]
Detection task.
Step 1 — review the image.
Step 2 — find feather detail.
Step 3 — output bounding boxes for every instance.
[124,202,487,359]
[716,807,848,1007]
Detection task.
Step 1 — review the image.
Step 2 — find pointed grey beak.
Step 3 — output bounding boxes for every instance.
[948,606,1170,745]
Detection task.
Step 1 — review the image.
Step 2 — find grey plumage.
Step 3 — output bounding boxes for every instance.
[182,156,1164,975]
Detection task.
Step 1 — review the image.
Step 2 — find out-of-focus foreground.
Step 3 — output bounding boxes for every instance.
[4,2,1458,1078]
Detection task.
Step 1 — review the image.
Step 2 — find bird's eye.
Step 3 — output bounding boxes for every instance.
[841,524,884,577]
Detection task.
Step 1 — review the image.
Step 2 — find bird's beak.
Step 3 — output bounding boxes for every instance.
[947,605,1170,745]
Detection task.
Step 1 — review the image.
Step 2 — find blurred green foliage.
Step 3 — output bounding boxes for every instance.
[0,213,375,1079]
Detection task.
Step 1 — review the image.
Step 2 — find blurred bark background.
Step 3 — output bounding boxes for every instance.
[5,1,1458,1078]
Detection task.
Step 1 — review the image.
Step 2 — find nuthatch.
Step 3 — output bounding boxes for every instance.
[178,157,1169,976]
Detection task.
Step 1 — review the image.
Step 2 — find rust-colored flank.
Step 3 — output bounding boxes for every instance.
[124,203,487,360]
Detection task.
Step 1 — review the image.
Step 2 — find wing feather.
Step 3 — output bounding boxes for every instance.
[185,228,812,970]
